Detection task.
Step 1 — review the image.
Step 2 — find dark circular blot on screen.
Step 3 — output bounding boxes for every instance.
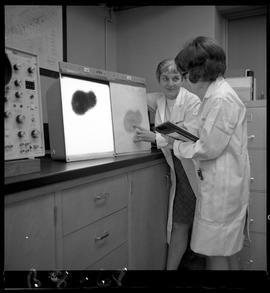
[123,110,143,132]
[71,90,97,115]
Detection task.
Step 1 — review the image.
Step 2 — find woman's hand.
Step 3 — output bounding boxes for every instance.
[133,125,156,143]
[163,135,175,149]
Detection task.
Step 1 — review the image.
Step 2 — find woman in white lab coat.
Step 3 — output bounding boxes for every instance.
[133,59,201,270]
[168,36,250,270]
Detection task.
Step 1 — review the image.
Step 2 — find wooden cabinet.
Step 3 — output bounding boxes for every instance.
[5,193,56,270]
[238,100,267,270]
[56,173,129,270]
[128,162,169,270]
[4,158,169,271]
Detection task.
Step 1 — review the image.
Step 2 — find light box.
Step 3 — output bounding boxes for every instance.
[47,62,151,162]
[47,66,114,161]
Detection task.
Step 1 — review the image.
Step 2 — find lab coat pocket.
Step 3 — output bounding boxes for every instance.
[198,161,218,222]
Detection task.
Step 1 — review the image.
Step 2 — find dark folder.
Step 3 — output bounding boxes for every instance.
[155,121,199,142]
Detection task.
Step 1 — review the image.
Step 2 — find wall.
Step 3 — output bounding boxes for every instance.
[41,5,118,123]
[115,6,217,93]
[227,15,266,99]
[66,6,117,71]
[214,9,227,52]
[8,5,259,124]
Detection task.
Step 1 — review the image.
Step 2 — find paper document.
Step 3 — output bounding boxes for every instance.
[155,121,199,142]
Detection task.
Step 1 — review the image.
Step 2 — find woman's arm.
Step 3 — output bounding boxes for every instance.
[173,97,239,160]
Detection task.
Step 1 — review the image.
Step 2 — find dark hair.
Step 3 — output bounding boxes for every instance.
[155,59,179,82]
[175,36,226,83]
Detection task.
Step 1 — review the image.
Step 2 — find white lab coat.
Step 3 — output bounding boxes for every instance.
[173,77,250,256]
[155,87,201,243]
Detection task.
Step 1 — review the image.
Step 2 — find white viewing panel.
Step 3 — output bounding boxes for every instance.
[110,82,150,155]
[47,62,151,162]
[60,75,114,160]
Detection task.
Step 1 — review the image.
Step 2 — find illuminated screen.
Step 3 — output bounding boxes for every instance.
[60,75,114,159]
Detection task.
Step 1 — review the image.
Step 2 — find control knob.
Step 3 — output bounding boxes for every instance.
[18,130,26,138]
[16,114,26,124]
[28,66,35,74]
[31,129,40,138]
[15,91,23,98]
[14,79,22,87]
[13,64,21,71]
[4,111,11,118]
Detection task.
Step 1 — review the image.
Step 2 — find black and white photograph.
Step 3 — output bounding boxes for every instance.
[3,3,269,290]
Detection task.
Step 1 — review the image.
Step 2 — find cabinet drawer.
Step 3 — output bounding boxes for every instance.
[239,232,266,270]
[246,107,266,149]
[63,208,127,270]
[248,192,266,233]
[87,242,128,270]
[62,175,128,235]
[249,149,266,192]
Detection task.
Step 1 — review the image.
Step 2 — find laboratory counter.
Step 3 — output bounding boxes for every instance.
[4,149,164,195]
[4,148,170,271]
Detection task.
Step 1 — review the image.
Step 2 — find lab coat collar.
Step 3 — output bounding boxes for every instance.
[156,93,166,122]
[204,77,225,99]
[175,87,185,107]
[156,89,183,122]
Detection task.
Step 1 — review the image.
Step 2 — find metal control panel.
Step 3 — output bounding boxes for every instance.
[5,47,45,160]
[58,61,146,87]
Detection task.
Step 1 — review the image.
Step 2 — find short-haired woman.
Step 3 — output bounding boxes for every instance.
[133,59,201,270]
[167,36,250,270]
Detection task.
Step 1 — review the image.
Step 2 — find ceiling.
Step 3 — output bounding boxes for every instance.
[111,6,142,11]
[102,5,267,16]
[216,5,267,19]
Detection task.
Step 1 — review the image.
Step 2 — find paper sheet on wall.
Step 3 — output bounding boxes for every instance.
[5,5,63,72]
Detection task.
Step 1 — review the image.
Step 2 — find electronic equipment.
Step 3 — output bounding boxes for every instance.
[47,62,151,162]
[4,47,45,161]
[226,76,255,102]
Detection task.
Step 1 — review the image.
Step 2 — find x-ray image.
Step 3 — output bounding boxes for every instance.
[60,76,114,158]
[71,90,97,115]
[110,82,151,155]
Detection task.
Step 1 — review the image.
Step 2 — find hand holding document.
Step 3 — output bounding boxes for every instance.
[155,121,199,142]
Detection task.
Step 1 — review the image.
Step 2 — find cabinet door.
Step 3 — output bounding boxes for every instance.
[249,149,266,192]
[239,232,266,270]
[5,194,56,270]
[249,192,266,233]
[246,107,266,149]
[129,162,169,270]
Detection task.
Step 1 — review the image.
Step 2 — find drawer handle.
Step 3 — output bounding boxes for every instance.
[249,218,254,223]
[250,177,254,182]
[95,231,110,241]
[248,135,255,140]
[94,192,110,203]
